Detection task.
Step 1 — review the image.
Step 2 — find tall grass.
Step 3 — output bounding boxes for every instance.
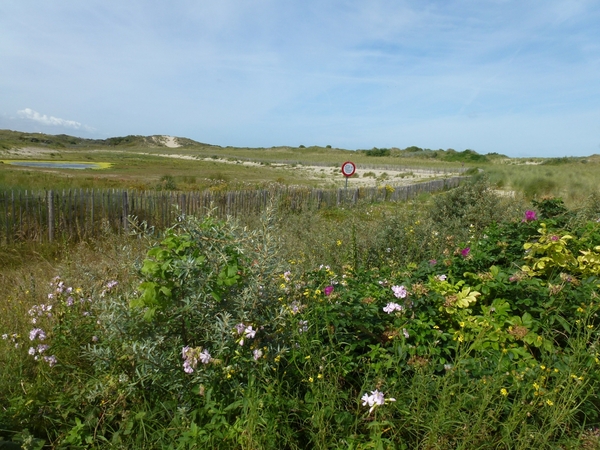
[482,159,600,206]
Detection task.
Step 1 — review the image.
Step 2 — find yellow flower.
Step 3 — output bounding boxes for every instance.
[336,240,342,246]
[305,355,311,360]
[308,377,314,383]
[540,365,546,370]
[533,382,540,390]
[500,388,508,396]
[317,374,323,379]
[546,399,554,406]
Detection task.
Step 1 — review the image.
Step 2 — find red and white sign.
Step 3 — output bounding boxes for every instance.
[341,161,356,177]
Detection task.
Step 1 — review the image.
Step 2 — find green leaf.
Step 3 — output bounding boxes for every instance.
[158,286,172,298]
[555,315,572,333]
[143,307,157,321]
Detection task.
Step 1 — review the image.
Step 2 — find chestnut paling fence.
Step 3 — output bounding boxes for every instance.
[0,177,465,244]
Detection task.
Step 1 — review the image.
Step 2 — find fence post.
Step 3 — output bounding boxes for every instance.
[48,190,54,243]
[3,191,7,245]
[122,190,129,232]
[90,189,94,237]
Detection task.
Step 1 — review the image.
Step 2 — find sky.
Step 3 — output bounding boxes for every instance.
[1,1,599,157]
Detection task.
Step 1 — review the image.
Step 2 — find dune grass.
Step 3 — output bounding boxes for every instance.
[482,158,600,205]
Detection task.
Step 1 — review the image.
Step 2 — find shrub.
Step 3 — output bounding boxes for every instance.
[364,148,390,157]
[428,176,521,233]
[157,174,177,190]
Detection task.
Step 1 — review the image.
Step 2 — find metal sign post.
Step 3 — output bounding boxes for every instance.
[341,161,356,189]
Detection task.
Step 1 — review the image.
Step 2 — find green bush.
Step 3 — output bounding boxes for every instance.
[156,174,177,190]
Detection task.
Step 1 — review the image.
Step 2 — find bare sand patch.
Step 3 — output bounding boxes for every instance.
[152,136,181,148]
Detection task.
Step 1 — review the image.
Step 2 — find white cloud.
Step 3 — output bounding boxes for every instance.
[16,108,94,132]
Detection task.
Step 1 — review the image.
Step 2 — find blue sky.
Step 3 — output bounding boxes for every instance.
[1,1,599,157]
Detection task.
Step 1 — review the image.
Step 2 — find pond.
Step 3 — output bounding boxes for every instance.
[1,160,110,170]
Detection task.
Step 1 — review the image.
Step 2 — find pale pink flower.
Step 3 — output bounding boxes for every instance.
[391,285,407,299]
[361,389,396,413]
[383,302,403,314]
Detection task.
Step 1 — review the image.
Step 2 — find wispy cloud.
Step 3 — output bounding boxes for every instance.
[16,108,94,132]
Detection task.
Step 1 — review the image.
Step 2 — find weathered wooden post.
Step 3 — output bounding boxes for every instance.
[3,191,8,245]
[122,190,129,232]
[90,189,94,236]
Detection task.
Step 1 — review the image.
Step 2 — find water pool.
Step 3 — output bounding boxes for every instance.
[2,161,110,169]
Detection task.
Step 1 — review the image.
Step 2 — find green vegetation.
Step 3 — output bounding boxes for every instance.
[0,130,468,192]
[2,130,600,447]
[2,176,600,448]
[363,148,391,157]
[483,159,600,205]
[2,130,600,207]
[0,129,204,150]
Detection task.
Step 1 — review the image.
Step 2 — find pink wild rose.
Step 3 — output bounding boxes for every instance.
[523,210,537,222]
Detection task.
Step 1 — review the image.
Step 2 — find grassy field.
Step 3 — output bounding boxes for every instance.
[2,130,600,448]
[2,130,600,207]
[0,130,468,192]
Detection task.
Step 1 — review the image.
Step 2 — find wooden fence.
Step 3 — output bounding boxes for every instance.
[0,177,465,244]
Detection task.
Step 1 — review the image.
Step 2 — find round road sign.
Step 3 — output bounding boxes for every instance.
[341,161,356,177]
